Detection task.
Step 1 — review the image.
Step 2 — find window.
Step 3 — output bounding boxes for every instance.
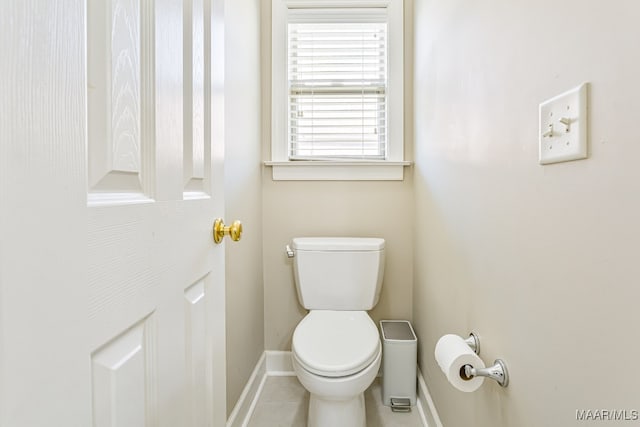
[269,0,407,180]
[289,18,387,160]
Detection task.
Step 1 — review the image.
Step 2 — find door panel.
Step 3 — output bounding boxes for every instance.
[0,0,227,425]
[91,316,156,427]
[184,277,208,426]
[184,0,208,194]
[87,0,155,202]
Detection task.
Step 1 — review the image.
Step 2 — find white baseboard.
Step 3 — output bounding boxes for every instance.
[228,351,440,427]
[226,351,294,427]
[226,353,267,427]
[265,350,295,376]
[417,368,443,427]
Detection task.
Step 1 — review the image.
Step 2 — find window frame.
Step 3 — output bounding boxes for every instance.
[268,0,407,181]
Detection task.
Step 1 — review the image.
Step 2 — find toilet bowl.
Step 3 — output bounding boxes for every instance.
[288,237,385,426]
[292,310,381,427]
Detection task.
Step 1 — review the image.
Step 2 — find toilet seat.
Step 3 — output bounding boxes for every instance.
[292,310,380,378]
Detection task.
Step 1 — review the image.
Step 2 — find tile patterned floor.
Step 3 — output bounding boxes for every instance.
[247,376,423,427]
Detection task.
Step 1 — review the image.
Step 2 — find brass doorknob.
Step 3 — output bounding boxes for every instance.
[212,218,243,244]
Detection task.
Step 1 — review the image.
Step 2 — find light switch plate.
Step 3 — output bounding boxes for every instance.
[539,83,588,165]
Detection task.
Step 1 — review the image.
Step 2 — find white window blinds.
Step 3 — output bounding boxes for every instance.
[288,15,388,160]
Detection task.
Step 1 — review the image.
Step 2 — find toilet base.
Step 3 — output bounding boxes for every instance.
[307,392,366,427]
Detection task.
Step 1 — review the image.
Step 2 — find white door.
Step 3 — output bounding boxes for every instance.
[0,0,228,425]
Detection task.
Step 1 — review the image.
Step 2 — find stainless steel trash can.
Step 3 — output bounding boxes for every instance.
[380,320,417,410]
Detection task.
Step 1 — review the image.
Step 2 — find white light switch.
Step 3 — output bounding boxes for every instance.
[539,83,588,165]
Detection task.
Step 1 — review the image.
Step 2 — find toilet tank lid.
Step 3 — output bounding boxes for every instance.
[292,237,385,252]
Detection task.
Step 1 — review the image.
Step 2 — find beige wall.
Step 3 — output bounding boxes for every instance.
[413,1,640,425]
[224,0,264,415]
[261,0,415,351]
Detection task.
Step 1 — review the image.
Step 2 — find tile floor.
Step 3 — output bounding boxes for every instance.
[247,376,423,427]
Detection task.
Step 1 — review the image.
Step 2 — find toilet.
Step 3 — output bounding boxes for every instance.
[289,237,385,427]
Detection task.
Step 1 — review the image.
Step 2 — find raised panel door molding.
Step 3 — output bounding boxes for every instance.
[87,0,155,205]
[184,277,208,425]
[91,315,157,426]
[183,0,211,198]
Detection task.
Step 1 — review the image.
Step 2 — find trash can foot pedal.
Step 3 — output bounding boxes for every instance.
[390,398,412,412]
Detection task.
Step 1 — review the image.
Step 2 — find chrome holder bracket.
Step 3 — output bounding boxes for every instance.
[464,332,480,355]
[464,359,509,388]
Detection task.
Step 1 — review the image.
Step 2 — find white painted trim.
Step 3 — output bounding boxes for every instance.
[265,350,295,375]
[265,161,411,181]
[416,368,443,427]
[416,400,428,427]
[226,352,295,427]
[285,0,391,7]
[226,353,267,427]
[229,351,435,427]
[270,0,405,180]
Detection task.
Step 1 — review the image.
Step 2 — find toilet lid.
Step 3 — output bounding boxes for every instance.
[292,311,381,377]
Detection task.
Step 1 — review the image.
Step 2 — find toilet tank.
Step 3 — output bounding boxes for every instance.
[291,237,385,310]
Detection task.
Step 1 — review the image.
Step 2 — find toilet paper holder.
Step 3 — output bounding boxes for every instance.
[464,332,480,355]
[462,332,509,388]
[463,359,509,387]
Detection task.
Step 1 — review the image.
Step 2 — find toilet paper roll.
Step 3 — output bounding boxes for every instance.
[434,334,485,392]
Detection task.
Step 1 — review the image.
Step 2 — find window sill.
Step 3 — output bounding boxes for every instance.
[264,160,412,181]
